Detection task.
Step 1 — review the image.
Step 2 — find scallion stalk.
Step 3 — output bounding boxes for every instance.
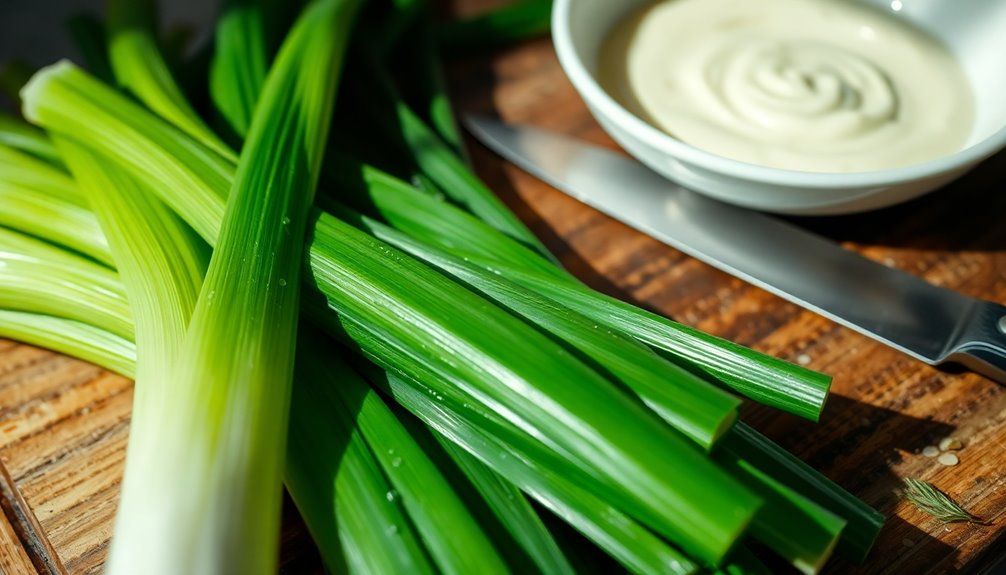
[358,362,703,575]
[311,330,510,574]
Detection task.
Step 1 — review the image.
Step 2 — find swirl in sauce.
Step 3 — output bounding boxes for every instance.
[599,0,974,172]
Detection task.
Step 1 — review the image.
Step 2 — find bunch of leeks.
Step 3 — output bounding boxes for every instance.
[0,0,885,573]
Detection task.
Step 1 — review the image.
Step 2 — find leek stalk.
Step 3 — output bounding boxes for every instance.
[326,201,742,449]
[106,0,237,162]
[209,0,268,138]
[109,0,355,570]
[0,144,112,265]
[327,159,830,419]
[24,61,763,565]
[0,227,129,337]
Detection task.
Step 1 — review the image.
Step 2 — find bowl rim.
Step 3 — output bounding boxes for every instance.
[551,0,1006,190]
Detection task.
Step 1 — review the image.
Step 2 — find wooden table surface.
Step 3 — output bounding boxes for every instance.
[3,1,1006,573]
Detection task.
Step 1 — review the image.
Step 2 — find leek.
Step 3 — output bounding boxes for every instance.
[0,227,129,337]
[0,112,62,165]
[106,0,237,162]
[0,143,112,265]
[328,201,742,449]
[0,293,682,574]
[55,138,209,573]
[328,159,830,419]
[209,6,534,570]
[209,0,268,138]
[431,434,577,575]
[0,310,136,378]
[311,331,509,574]
[102,0,356,571]
[1,110,873,566]
[24,61,763,565]
[355,57,556,261]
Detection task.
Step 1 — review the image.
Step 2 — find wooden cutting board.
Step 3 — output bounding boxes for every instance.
[3,1,1006,573]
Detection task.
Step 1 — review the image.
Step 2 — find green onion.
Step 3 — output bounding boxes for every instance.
[44,1,360,571]
[0,203,551,574]
[5,152,443,575]
[488,261,831,420]
[714,448,846,574]
[0,229,685,574]
[10,3,890,569]
[0,309,438,574]
[359,363,702,574]
[314,331,509,574]
[723,423,886,562]
[209,10,520,569]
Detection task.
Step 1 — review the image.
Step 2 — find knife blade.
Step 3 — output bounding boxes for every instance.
[465,115,1006,383]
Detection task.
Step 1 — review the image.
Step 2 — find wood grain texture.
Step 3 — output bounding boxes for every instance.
[2,0,1005,573]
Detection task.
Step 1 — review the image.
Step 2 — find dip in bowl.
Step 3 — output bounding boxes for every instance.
[552,0,1006,214]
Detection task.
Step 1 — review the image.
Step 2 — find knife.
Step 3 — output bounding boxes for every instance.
[465,115,1006,383]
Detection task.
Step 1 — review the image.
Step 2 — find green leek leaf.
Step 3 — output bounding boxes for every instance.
[209,0,268,138]
[106,0,237,162]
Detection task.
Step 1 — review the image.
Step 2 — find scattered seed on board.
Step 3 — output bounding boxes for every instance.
[937,453,960,466]
[939,437,963,451]
[922,445,940,458]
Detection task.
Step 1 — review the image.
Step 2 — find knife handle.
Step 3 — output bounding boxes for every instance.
[944,300,1006,383]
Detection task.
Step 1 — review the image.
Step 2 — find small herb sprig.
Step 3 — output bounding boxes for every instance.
[902,478,991,525]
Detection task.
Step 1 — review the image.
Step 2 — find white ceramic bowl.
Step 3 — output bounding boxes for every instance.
[552,0,1006,214]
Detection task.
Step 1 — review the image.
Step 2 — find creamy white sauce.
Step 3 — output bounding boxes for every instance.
[599,0,975,172]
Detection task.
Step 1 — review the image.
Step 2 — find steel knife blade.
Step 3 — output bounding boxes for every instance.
[465,115,1006,383]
